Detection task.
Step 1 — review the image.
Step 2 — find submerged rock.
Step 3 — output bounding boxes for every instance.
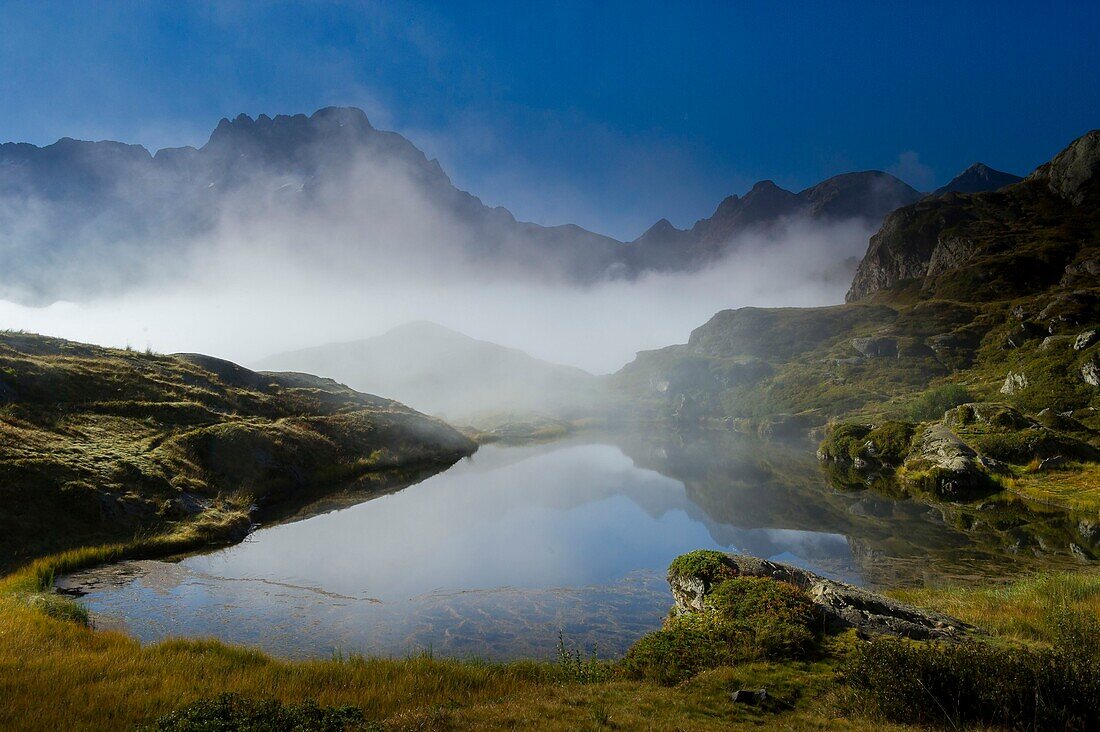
[668,553,974,641]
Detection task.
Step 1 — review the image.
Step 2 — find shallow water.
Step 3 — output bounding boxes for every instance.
[62,429,1085,660]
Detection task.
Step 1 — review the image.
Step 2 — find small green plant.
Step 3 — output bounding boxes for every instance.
[140,693,371,731]
[556,631,609,684]
[667,549,736,585]
[28,593,90,627]
[907,384,973,421]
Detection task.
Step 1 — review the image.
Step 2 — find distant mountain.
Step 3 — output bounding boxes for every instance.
[1,107,936,303]
[931,162,1022,196]
[0,108,623,303]
[254,321,600,419]
[626,173,922,271]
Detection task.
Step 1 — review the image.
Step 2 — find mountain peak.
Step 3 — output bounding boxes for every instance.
[932,162,1022,196]
[1029,129,1100,205]
[642,218,679,236]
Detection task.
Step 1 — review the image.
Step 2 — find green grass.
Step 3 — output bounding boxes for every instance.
[0,331,476,571]
[891,571,1100,644]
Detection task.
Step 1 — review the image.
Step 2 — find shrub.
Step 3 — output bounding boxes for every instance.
[618,622,741,685]
[140,693,371,731]
[667,549,736,586]
[843,612,1100,730]
[907,384,973,421]
[818,421,915,467]
[706,577,818,658]
[620,577,820,684]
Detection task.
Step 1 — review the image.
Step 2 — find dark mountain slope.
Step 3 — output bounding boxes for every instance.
[2,107,928,303]
[848,131,1099,303]
[931,162,1022,196]
[0,108,624,302]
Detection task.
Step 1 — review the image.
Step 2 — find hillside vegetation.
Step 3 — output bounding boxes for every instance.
[0,331,476,570]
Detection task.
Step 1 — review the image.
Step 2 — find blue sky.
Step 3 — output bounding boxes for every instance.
[2,1,1097,240]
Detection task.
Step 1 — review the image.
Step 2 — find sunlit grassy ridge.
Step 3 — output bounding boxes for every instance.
[0,331,476,570]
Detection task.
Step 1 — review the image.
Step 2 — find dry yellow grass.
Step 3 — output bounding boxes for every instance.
[891,570,1100,644]
[0,596,914,731]
[1000,462,1100,513]
[0,542,917,731]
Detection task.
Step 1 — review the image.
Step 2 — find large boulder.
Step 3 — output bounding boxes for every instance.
[667,552,974,641]
[905,424,993,498]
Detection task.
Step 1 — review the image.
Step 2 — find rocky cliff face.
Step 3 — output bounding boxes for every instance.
[847,130,1100,303]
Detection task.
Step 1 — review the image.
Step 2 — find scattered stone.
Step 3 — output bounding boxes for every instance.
[1083,356,1100,387]
[1074,329,1098,351]
[1040,335,1071,351]
[1000,371,1029,395]
[850,336,898,358]
[1038,455,1068,471]
[731,689,768,705]
[1004,322,1044,349]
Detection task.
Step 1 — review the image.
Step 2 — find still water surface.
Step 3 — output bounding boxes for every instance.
[64,430,1056,659]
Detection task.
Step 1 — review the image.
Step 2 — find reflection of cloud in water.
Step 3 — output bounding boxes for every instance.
[184,442,858,598]
[73,439,861,659]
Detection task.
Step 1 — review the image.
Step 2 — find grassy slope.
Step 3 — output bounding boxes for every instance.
[611,169,1100,516]
[0,331,476,570]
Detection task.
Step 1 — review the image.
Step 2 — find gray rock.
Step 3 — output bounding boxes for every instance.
[850,336,898,358]
[669,554,974,641]
[1075,329,1098,351]
[1028,129,1100,206]
[1062,257,1100,287]
[731,689,768,705]
[1084,356,1100,387]
[908,424,990,498]
[1040,335,1072,351]
[1038,455,1068,471]
[1000,371,1029,395]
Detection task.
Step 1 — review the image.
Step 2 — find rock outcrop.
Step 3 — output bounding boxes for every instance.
[668,553,974,641]
[1028,129,1100,206]
[904,424,993,498]
[847,130,1100,303]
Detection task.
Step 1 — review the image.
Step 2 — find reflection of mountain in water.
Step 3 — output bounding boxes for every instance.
[63,429,1093,661]
[610,428,1092,585]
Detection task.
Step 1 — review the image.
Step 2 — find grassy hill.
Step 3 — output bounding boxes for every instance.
[612,130,1100,514]
[613,132,1098,425]
[0,331,475,570]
